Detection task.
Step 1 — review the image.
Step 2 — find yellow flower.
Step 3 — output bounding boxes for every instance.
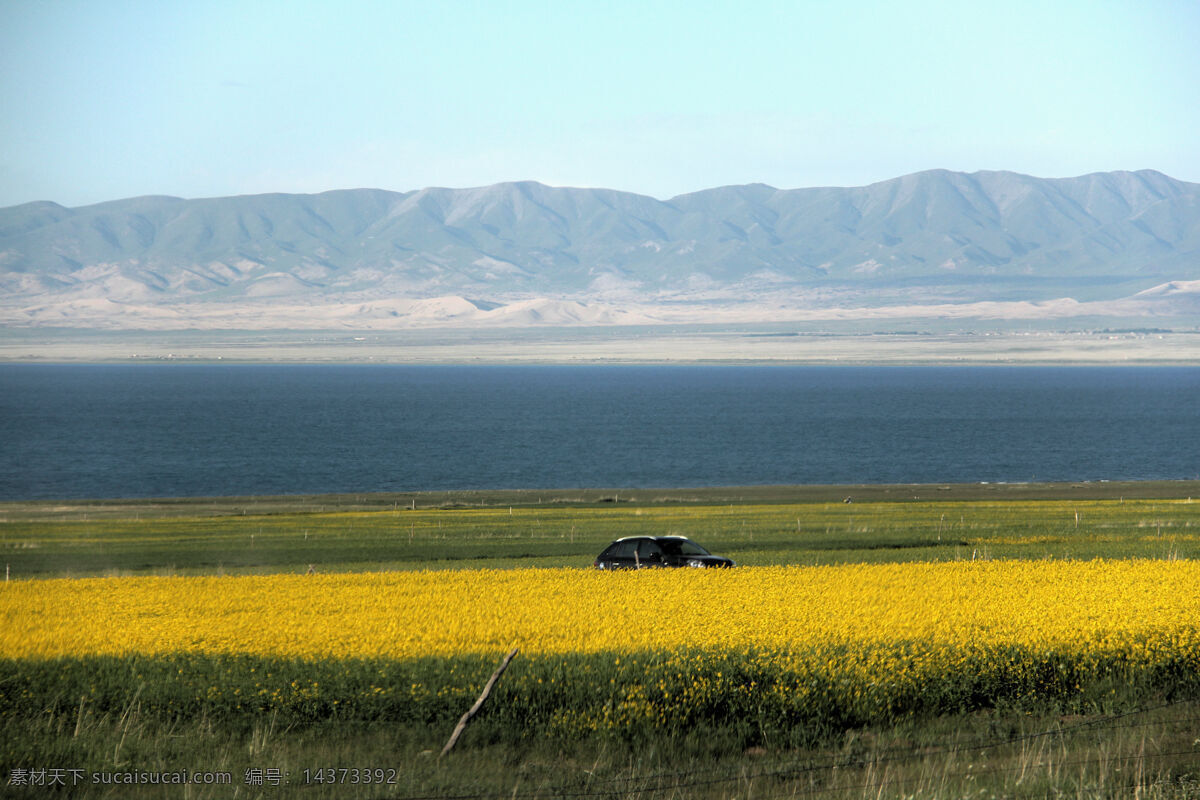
[1,561,1196,663]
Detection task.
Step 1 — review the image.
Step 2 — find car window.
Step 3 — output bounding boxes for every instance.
[637,540,664,559]
[661,539,710,556]
[611,540,638,559]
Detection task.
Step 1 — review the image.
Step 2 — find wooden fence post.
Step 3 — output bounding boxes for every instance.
[440,647,519,757]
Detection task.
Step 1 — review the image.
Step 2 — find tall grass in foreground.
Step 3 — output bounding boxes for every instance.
[3,654,1198,798]
[4,640,1198,746]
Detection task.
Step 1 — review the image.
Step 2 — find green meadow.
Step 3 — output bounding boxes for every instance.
[2,481,1198,578]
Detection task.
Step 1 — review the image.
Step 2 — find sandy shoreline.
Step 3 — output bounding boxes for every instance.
[1,327,1199,364]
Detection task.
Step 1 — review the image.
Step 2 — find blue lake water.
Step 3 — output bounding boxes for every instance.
[0,364,1197,501]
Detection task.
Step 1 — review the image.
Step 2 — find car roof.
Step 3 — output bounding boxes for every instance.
[611,535,690,543]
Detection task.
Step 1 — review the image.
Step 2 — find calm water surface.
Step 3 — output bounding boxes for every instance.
[1,365,1197,500]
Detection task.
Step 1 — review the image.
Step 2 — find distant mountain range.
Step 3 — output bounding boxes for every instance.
[2,169,1198,328]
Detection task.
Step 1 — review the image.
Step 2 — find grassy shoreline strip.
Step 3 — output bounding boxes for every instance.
[4,479,1200,521]
[4,495,1197,579]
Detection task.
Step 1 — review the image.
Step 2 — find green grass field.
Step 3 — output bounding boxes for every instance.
[3,482,1200,799]
[3,481,1198,578]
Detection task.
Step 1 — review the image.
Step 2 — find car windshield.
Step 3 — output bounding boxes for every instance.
[659,538,710,556]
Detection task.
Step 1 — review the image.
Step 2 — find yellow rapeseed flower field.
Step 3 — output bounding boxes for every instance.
[2,560,1198,661]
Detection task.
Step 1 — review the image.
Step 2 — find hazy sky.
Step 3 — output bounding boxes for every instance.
[2,0,1197,207]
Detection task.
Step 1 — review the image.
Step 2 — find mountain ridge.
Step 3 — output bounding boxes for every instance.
[2,169,1198,329]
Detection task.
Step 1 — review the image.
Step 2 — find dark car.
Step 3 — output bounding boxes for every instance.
[593,536,735,569]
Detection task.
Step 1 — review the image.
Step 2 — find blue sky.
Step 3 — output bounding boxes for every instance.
[2,0,1197,207]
